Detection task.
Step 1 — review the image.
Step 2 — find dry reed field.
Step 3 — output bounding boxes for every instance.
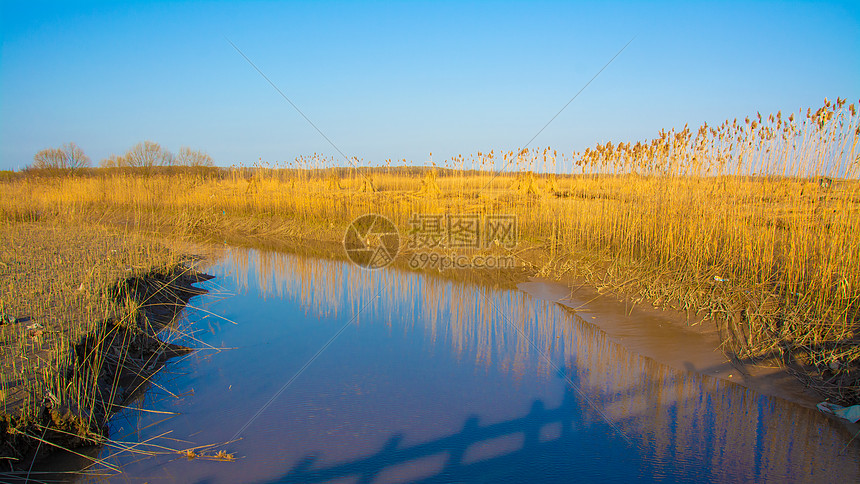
[1,100,859,462]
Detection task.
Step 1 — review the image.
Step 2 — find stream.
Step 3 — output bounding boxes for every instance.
[67,247,860,482]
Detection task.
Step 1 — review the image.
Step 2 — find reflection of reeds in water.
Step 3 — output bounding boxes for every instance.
[218,248,859,479]
[218,247,566,378]
[570,316,859,480]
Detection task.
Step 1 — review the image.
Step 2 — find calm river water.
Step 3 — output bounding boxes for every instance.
[73,247,859,482]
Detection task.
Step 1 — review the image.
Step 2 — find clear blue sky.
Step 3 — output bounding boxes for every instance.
[1,0,858,170]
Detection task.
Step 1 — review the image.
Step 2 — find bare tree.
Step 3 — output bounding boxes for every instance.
[175,147,214,167]
[32,142,91,169]
[124,141,174,168]
[32,148,65,169]
[61,142,91,168]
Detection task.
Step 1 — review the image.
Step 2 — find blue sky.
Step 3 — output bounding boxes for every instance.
[1,0,858,170]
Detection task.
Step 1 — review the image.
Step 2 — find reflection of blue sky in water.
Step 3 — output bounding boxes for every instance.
[87,247,859,483]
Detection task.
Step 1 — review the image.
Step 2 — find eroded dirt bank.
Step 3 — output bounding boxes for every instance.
[0,263,211,470]
[519,278,826,410]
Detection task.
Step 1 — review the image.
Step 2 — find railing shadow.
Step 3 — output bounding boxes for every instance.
[255,387,614,484]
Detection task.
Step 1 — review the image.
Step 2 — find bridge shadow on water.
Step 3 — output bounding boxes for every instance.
[251,387,635,484]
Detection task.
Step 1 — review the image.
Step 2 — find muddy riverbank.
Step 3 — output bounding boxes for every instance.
[519,278,826,409]
[0,223,213,472]
[1,265,210,469]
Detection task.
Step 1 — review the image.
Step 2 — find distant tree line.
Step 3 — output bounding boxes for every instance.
[30,141,214,170]
[100,142,214,168]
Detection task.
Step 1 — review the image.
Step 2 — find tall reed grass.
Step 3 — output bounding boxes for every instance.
[3,99,859,401]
